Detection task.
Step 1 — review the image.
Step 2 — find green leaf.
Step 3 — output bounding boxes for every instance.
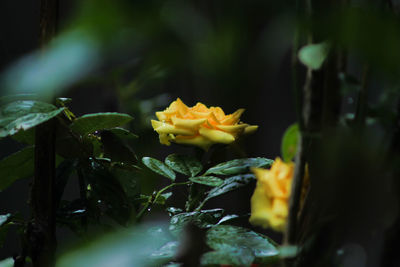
[142,157,176,181]
[0,224,10,248]
[11,127,35,144]
[169,209,224,236]
[0,100,64,138]
[100,130,138,166]
[56,223,172,267]
[205,225,279,264]
[281,123,299,162]
[164,154,202,177]
[201,247,255,266]
[81,159,133,225]
[109,166,140,203]
[70,113,133,136]
[205,158,273,176]
[298,42,330,70]
[216,214,240,225]
[0,214,10,226]
[0,146,34,191]
[0,258,13,267]
[203,174,255,203]
[107,127,138,140]
[189,176,223,187]
[150,241,179,262]
[0,94,40,105]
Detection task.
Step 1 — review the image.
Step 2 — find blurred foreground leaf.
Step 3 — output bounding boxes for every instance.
[2,30,100,99]
[281,123,299,162]
[205,158,273,176]
[0,258,13,267]
[0,100,64,138]
[142,157,176,181]
[56,223,172,267]
[298,42,330,70]
[70,113,133,136]
[0,146,34,191]
[165,154,202,177]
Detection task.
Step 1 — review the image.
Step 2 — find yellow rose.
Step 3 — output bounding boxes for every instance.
[249,158,294,232]
[151,98,258,150]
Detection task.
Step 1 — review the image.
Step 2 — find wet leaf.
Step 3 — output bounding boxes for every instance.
[201,247,254,266]
[203,174,255,203]
[142,157,176,181]
[169,209,224,236]
[0,100,64,138]
[70,113,133,136]
[189,176,223,187]
[205,225,279,265]
[205,158,273,176]
[165,154,202,177]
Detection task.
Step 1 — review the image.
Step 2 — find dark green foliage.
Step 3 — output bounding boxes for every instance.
[70,113,133,136]
[0,100,64,138]
[100,130,138,166]
[142,157,176,181]
[169,209,224,236]
[165,154,202,177]
[204,225,279,265]
[202,174,255,204]
[0,146,34,191]
[204,158,273,176]
[80,159,136,225]
[0,214,11,248]
[189,176,223,187]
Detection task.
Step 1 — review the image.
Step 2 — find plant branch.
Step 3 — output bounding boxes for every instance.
[354,64,370,127]
[136,182,191,221]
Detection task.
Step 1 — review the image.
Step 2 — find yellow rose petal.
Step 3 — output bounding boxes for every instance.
[269,216,286,231]
[217,124,248,134]
[175,98,189,116]
[189,110,212,119]
[156,112,168,121]
[272,198,288,218]
[244,125,259,134]
[159,133,174,146]
[210,106,226,121]
[171,117,207,129]
[249,183,272,228]
[199,127,235,144]
[263,173,286,198]
[151,120,195,135]
[221,109,245,125]
[192,102,208,112]
[174,135,213,150]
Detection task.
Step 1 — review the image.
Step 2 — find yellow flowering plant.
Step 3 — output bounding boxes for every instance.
[249,158,294,231]
[151,98,258,150]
